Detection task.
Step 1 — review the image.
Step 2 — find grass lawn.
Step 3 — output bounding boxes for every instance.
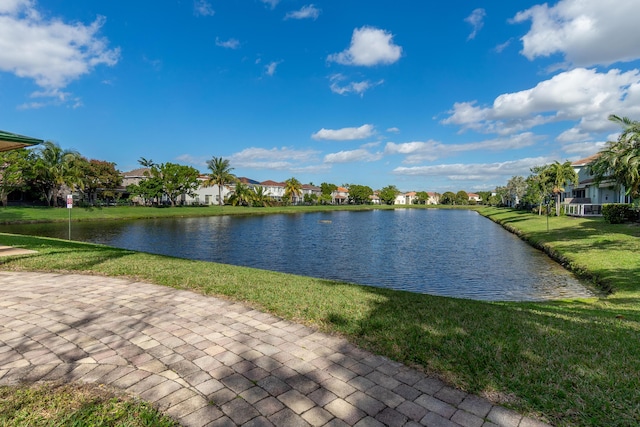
[0,382,177,426]
[0,204,406,224]
[0,206,639,426]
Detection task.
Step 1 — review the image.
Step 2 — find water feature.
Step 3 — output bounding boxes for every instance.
[1,209,594,301]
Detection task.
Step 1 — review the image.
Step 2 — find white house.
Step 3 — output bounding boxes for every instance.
[394,191,417,205]
[563,154,629,216]
[332,187,349,204]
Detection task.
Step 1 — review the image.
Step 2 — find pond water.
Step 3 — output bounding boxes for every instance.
[2,209,595,301]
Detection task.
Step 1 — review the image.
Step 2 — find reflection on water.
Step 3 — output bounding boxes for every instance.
[2,209,594,301]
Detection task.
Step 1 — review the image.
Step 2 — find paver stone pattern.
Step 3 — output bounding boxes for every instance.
[0,272,551,427]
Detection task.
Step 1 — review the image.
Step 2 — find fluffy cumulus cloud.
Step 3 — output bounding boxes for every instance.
[513,0,640,67]
[328,26,402,66]
[194,0,214,17]
[324,148,383,164]
[385,133,540,163]
[230,147,320,169]
[465,8,486,40]
[442,68,640,136]
[284,4,320,20]
[0,0,120,101]
[312,124,375,141]
[393,156,553,181]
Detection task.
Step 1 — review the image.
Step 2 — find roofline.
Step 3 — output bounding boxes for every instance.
[0,130,44,152]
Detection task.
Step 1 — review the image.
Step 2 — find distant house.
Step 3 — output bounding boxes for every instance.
[301,184,322,202]
[332,187,349,204]
[468,193,481,203]
[121,168,149,188]
[260,180,285,201]
[563,154,629,216]
[394,191,417,205]
[427,192,440,205]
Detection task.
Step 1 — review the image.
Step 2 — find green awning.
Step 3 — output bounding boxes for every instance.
[0,130,44,152]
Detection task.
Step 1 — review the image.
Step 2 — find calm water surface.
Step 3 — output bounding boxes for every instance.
[3,209,594,301]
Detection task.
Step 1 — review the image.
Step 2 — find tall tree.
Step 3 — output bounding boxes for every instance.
[32,141,83,207]
[415,191,430,205]
[0,149,33,207]
[455,190,469,205]
[525,166,552,215]
[506,176,527,207]
[379,185,400,205]
[203,157,235,206]
[347,184,373,204]
[546,160,578,216]
[284,177,302,204]
[157,162,200,206]
[320,182,337,196]
[78,158,122,205]
[588,115,640,200]
[440,191,456,205]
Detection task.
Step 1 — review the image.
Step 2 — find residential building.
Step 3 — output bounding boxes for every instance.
[332,187,349,204]
[394,191,417,205]
[563,154,629,216]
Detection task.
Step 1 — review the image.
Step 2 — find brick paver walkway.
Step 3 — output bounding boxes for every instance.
[0,271,551,427]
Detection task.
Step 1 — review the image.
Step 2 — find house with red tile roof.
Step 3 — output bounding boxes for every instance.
[331,187,349,204]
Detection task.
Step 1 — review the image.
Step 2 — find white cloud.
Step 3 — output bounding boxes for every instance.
[327,26,402,66]
[175,154,208,167]
[328,74,382,96]
[494,39,512,53]
[561,141,606,158]
[442,68,640,136]
[230,147,320,169]
[513,0,640,67]
[386,127,400,133]
[312,124,375,141]
[284,4,320,20]
[0,1,120,100]
[465,8,486,40]
[393,156,553,181]
[260,0,279,10]
[324,148,383,164]
[215,37,240,49]
[194,0,215,17]
[265,60,281,76]
[385,133,540,163]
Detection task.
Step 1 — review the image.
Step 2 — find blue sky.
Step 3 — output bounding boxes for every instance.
[2,0,640,193]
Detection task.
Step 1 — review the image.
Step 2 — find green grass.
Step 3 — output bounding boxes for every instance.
[1,207,639,426]
[0,203,474,224]
[0,382,177,426]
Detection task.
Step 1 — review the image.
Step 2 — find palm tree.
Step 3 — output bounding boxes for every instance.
[545,160,578,216]
[251,186,271,207]
[203,157,235,206]
[284,177,302,205]
[588,115,640,200]
[228,181,252,206]
[33,141,82,206]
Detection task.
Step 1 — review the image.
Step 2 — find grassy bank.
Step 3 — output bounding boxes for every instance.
[1,207,639,426]
[0,204,413,224]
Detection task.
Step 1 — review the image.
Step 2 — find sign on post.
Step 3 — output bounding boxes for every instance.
[67,195,72,240]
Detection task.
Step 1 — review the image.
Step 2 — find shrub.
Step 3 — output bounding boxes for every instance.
[602,203,634,224]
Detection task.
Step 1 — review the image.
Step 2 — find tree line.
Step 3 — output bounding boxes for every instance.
[2,114,637,209]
